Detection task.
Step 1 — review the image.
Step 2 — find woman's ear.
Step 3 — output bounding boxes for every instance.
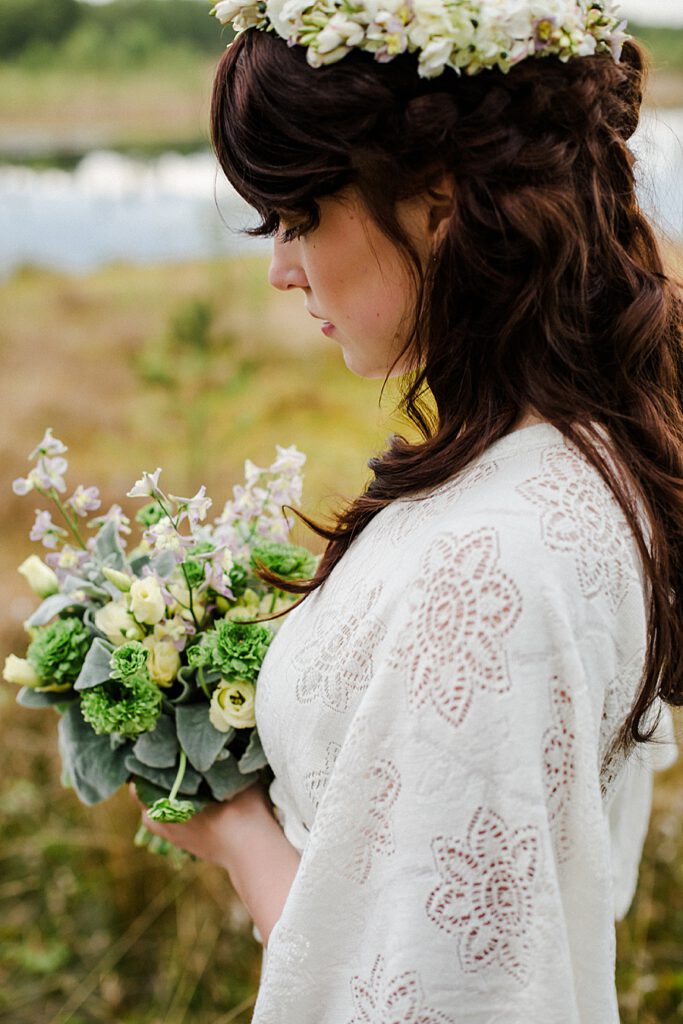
[426,173,456,247]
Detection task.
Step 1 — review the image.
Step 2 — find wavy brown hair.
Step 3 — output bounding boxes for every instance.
[211,30,683,754]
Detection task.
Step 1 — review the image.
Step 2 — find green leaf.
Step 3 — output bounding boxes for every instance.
[203,753,258,801]
[57,702,131,805]
[132,713,179,769]
[26,593,86,628]
[238,728,268,773]
[129,554,151,576]
[168,665,197,704]
[16,686,78,708]
[124,754,202,795]
[175,703,232,773]
[152,550,177,580]
[74,637,115,691]
[95,520,126,568]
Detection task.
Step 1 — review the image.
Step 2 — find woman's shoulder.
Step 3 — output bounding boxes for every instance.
[360,420,647,623]
[376,420,635,549]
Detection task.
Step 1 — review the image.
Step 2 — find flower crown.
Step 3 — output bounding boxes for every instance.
[210,0,629,80]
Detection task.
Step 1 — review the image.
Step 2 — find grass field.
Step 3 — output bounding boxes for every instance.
[0,250,682,1021]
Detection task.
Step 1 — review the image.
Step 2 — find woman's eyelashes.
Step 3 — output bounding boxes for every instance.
[280,224,304,243]
[274,211,314,243]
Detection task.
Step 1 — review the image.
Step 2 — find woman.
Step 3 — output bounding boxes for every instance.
[137,2,682,1019]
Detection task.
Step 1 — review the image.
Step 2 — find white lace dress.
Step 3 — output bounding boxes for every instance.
[251,421,678,1024]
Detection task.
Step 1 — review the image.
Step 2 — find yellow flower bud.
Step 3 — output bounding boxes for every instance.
[143,636,181,688]
[102,567,132,592]
[18,555,59,599]
[3,654,41,688]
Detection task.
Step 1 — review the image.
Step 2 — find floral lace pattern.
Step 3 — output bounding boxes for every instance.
[295,581,387,712]
[599,647,646,806]
[386,461,498,547]
[304,740,342,811]
[516,445,634,613]
[542,677,578,865]
[309,722,402,885]
[348,955,457,1024]
[387,527,523,730]
[425,807,540,983]
[257,923,313,1021]
[250,423,674,1024]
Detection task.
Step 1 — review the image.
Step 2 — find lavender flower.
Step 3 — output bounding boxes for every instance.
[168,485,213,528]
[29,428,68,460]
[30,509,67,549]
[89,504,132,537]
[68,485,102,517]
[14,455,68,496]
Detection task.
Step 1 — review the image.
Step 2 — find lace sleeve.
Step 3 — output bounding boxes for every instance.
[252,519,649,1024]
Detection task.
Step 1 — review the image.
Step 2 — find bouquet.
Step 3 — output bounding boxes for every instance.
[4,429,317,860]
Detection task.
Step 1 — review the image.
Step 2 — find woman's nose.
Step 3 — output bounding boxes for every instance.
[268,236,309,292]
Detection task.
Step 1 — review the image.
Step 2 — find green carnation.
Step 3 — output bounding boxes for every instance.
[135,501,167,527]
[250,541,318,580]
[27,616,90,687]
[147,797,196,823]
[185,642,210,668]
[212,620,273,681]
[80,675,162,738]
[110,641,149,681]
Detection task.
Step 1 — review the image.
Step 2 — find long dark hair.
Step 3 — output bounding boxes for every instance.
[210,30,683,754]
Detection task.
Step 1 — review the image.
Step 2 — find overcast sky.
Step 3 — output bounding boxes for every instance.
[79,0,683,27]
[618,0,683,25]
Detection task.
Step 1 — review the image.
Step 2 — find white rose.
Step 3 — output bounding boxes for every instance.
[209,680,257,731]
[95,601,144,646]
[143,637,181,688]
[18,555,59,598]
[130,577,166,625]
[3,654,41,688]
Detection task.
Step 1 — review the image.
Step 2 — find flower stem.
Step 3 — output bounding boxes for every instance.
[39,487,87,550]
[197,665,210,700]
[180,562,201,630]
[169,749,188,802]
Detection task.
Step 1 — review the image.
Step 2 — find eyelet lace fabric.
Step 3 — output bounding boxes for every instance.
[252,422,678,1023]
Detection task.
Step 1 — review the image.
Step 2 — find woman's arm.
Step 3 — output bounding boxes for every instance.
[131,782,301,946]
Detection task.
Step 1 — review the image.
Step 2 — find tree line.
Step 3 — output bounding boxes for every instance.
[0,0,231,67]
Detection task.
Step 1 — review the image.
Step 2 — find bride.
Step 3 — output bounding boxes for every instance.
[137,2,682,1019]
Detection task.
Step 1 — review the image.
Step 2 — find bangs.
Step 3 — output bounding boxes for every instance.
[210,30,356,238]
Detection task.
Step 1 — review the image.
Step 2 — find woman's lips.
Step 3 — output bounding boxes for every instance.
[308,310,336,337]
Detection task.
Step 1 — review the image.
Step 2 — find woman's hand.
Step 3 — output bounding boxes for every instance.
[129,779,301,946]
[129,779,273,872]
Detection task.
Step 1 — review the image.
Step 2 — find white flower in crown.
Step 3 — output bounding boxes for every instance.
[211,0,629,77]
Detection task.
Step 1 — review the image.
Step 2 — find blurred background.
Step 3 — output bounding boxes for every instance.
[0,0,681,1021]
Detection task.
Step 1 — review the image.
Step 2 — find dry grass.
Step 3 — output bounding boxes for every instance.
[0,60,218,156]
[0,252,682,1021]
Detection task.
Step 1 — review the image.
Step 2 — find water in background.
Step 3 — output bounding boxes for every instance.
[0,150,269,278]
[0,107,681,278]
